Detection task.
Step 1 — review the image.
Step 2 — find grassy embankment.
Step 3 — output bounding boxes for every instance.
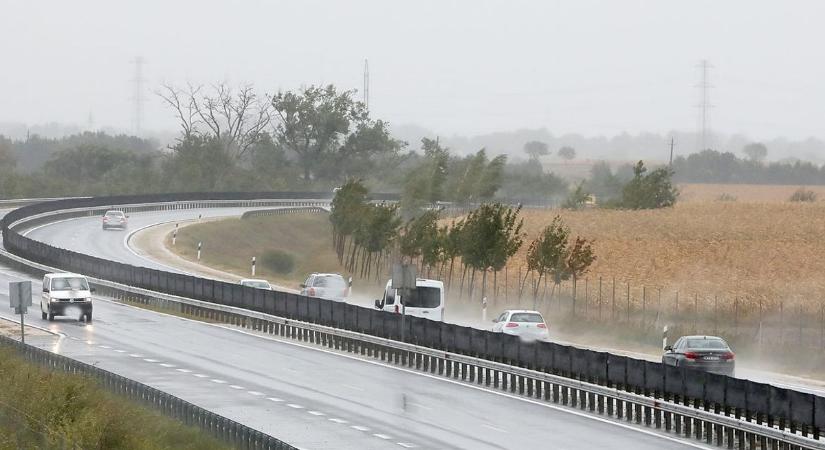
[0,347,227,450]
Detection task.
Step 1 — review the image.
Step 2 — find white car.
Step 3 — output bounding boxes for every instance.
[239,279,273,290]
[300,273,350,302]
[41,273,94,322]
[102,210,128,230]
[491,310,548,340]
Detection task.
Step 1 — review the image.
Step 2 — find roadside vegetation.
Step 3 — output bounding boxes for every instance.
[0,347,226,450]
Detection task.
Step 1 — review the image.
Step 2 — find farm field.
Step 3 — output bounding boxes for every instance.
[678,183,825,203]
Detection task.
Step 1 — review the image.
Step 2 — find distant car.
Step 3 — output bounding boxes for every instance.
[491,310,549,340]
[41,273,94,322]
[239,279,273,290]
[300,273,350,302]
[102,210,128,230]
[662,335,735,376]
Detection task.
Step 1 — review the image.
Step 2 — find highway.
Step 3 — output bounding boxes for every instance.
[0,207,710,449]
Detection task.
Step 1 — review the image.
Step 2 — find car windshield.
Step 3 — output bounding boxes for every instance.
[243,281,270,289]
[51,277,89,291]
[510,312,544,323]
[402,286,441,308]
[686,339,728,350]
[314,276,346,289]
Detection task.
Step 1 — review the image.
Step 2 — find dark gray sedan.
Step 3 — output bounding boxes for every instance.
[662,335,735,376]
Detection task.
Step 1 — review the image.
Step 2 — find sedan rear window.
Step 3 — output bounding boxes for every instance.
[686,339,728,350]
[105,211,125,217]
[510,313,544,323]
[313,276,347,289]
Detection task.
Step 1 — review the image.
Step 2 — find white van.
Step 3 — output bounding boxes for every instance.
[41,273,94,322]
[374,278,445,322]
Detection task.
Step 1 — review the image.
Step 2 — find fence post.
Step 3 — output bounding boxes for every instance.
[598,276,603,321]
[612,277,616,321]
[584,278,589,318]
[641,286,646,327]
[626,283,630,322]
[693,293,698,332]
[779,300,784,346]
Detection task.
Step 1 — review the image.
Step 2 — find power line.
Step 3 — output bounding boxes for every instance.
[363,59,370,110]
[695,60,714,151]
[131,56,147,136]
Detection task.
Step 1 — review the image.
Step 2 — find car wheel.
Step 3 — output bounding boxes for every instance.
[41,311,47,320]
[47,312,55,321]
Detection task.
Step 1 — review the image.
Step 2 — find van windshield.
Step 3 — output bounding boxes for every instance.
[51,277,89,291]
[403,287,441,308]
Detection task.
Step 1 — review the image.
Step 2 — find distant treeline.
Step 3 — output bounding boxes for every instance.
[672,150,825,185]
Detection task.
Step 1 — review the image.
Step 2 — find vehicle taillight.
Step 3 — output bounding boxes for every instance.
[505,322,519,328]
[684,351,698,360]
[537,323,547,328]
[308,287,315,296]
[103,217,108,222]
[722,352,735,361]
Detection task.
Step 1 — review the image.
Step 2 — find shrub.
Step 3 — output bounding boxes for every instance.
[717,193,737,202]
[261,249,296,274]
[789,188,817,202]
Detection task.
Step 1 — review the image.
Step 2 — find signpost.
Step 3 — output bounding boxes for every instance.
[9,281,32,343]
[392,264,417,343]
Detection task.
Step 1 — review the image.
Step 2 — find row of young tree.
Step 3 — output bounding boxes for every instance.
[330,179,597,304]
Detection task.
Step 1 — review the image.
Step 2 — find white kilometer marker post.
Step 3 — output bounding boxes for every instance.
[662,325,668,350]
[172,224,178,246]
[197,241,202,261]
[251,256,256,276]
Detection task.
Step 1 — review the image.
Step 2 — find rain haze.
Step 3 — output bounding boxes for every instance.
[2,0,825,147]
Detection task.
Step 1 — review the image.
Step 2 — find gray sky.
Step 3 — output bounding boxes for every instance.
[1,0,823,140]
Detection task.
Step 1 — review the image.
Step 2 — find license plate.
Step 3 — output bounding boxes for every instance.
[704,356,720,361]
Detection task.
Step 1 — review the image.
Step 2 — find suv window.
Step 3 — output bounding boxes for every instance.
[402,286,440,308]
[313,276,346,289]
[51,277,89,291]
[385,287,395,305]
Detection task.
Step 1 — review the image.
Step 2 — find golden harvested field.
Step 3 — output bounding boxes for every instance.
[506,201,825,310]
[678,183,825,203]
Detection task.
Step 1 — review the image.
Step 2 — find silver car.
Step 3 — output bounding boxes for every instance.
[300,273,350,302]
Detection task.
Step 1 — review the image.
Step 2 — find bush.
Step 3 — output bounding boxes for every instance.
[261,249,296,274]
[717,193,737,202]
[789,188,817,202]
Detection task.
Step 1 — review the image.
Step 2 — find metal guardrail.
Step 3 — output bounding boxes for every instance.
[4,194,825,449]
[241,206,329,220]
[0,334,296,450]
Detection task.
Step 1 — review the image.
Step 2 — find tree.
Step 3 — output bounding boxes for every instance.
[271,85,367,181]
[329,119,404,182]
[161,135,235,192]
[523,141,549,161]
[563,181,590,210]
[158,83,271,160]
[524,216,570,304]
[619,161,678,209]
[558,146,576,161]
[460,203,524,304]
[330,179,370,263]
[742,142,768,162]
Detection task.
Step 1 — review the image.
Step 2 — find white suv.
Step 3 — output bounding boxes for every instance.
[300,273,350,302]
[41,273,94,322]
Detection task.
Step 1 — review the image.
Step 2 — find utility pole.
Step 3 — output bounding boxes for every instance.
[695,60,713,151]
[131,56,146,136]
[363,59,370,110]
[668,137,675,167]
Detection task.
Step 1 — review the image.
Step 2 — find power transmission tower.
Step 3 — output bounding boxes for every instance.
[131,56,147,136]
[363,59,370,110]
[695,60,713,151]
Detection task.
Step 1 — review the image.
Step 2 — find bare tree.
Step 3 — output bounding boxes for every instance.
[157,83,271,159]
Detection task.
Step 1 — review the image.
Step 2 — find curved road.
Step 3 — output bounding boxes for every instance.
[1,207,712,449]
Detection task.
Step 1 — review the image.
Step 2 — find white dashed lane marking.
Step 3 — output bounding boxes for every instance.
[98,345,111,349]
[129,353,143,358]
[482,424,507,433]
[286,403,304,409]
[328,418,348,424]
[247,391,265,396]
[160,363,175,368]
[308,411,325,416]
[397,443,416,448]
[211,379,227,384]
[193,373,208,378]
[267,397,284,402]
[229,385,245,390]
[351,425,369,432]
[373,433,391,440]
[143,358,159,363]
[176,368,193,373]
[113,349,126,353]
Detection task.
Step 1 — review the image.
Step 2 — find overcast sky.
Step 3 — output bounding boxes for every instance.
[1,0,823,140]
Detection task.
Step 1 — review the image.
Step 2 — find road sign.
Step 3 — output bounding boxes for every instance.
[392,264,417,290]
[10,281,32,312]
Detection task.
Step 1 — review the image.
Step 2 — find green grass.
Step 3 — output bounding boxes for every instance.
[0,347,228,450]
[170,212,344,288]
